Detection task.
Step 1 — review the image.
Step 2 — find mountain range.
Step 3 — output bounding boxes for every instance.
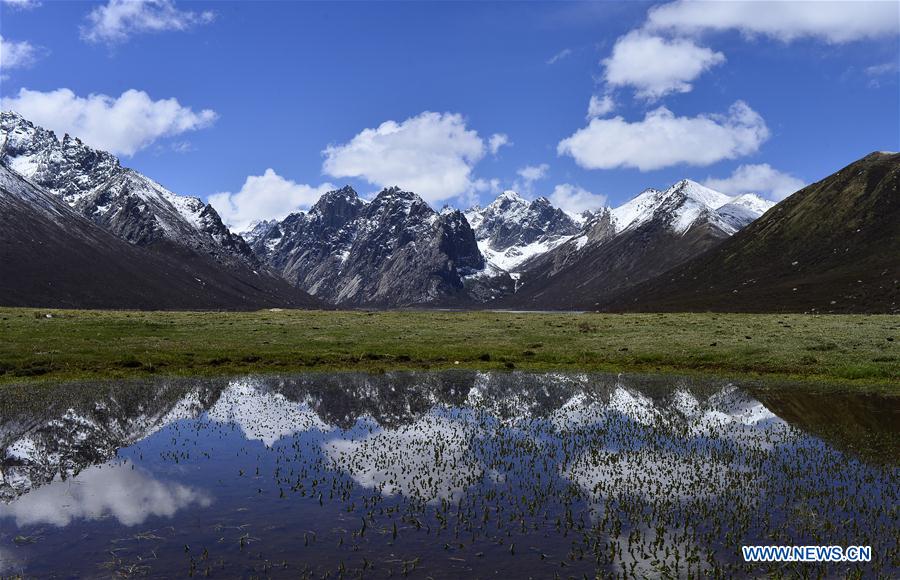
[1,111,896,312]
[0,112,319,310]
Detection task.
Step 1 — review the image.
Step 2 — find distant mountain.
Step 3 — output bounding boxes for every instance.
[0,163,321,309]
[249,186,484,306]
[501,179,774,309]
[602,152,900,313]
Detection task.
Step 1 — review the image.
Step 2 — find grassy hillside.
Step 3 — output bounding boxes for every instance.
[0,308,897,391]
[605,152,900,313]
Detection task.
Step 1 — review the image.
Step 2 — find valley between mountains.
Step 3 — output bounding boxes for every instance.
[1,110,897,313]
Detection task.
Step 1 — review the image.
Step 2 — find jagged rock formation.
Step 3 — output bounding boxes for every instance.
[0,111,323,309]
[249,186,485,306]
[465,191,582,274]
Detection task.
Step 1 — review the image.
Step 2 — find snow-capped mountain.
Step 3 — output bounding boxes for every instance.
[603,152,900,313]
[249,186,484,306]
[0,111,321,309]
[610,180,773,236]
[1,110,786,311]
[0,111,255,267]
[715,193,776,232]
[464,191,582,274]
[499,179,774,309]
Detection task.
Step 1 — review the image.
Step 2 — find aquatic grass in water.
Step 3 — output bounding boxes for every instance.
[0,371,897,577]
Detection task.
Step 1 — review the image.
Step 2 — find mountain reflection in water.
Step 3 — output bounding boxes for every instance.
[1,371,897,578]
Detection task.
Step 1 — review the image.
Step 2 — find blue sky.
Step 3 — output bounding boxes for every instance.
[1,0,898,229]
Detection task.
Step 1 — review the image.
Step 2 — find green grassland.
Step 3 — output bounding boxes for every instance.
[0,308,897,391]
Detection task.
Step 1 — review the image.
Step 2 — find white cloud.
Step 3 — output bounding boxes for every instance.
[646,0,900,43]
[547,48,573,64]
[549,183,608,214]
[1,87,217,156]
[81,0,215,45]
[488,132,511,155]
[516,163,549,183]
[2,0,41,10]
[587,94,615,118]
[322,111,487,204]
[473,177,501,195]
[558,101,769,171]
[703,163,805,201]
[0,35,42,70]
[603,31,725,100]
[863,61,899,88]
[209,169,336,232]
[865,62,899,76]
[513,163,550,195]
[0,463,210,527]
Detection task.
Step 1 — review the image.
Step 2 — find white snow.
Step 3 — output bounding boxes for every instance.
[466,190,580,275]
[609,188,663,232]
[8,154,39,179]
[610,180,771,236]
[476,236,571,273]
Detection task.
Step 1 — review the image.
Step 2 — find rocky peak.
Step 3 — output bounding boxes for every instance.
[435,209,484,273]
[1,111,121,204]
[610,179,770,237]
[241,219,278,244]
[310,185,364,229]
[366,186,434,223]
[246,184,489,306]
[468,190,580,252]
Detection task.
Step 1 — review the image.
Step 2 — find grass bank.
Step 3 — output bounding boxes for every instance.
[0,308,897,392]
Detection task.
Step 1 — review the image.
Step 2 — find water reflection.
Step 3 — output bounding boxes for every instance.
[207,381,327,446]
[0,371,896,578]
[324,410,483,502]
[0,462,211,527]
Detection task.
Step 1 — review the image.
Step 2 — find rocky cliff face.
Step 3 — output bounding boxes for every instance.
[0,163,322,309]
[0,111,322,309]
[1,110,784,311]
[250,186,485,306]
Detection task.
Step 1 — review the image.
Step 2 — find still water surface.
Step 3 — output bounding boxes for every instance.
[1,372,897,578]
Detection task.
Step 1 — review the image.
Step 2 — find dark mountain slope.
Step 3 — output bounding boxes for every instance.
[603,152,900,313]
[500,181,742,310]
[0,165,322,310]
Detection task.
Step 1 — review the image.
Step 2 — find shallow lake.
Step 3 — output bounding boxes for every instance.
[1,372,897,578]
